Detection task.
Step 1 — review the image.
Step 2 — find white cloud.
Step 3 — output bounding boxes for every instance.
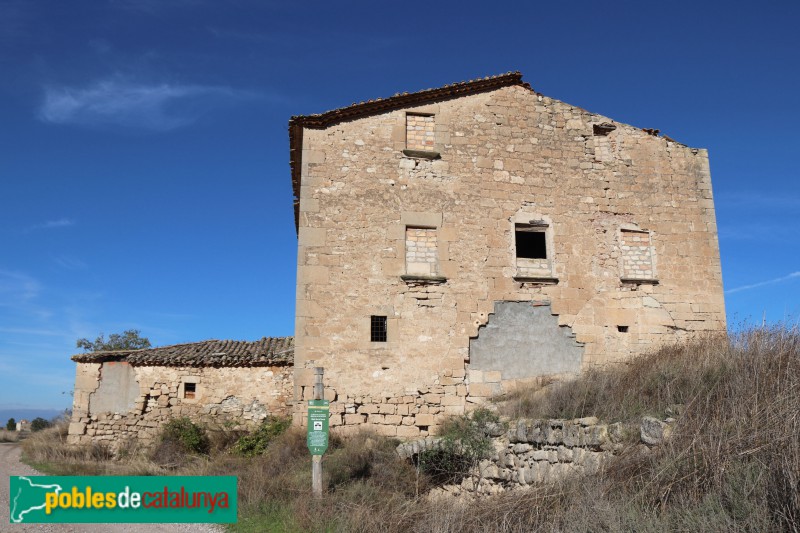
[726,271,800,295]
[38,77,250,131]
[27,218,74,232]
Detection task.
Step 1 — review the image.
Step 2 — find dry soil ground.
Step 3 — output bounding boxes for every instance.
[0,443,224,533]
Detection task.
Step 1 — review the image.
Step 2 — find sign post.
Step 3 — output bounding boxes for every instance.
[307,367,328,497]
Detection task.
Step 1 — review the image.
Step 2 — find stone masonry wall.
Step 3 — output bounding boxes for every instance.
[398,417,624,497]
[68,362,293,448]
[293,84,726,432]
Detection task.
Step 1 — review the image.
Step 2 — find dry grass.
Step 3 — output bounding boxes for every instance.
[21,326,800,532]
[0,429,20,443]
[22,422,164,475]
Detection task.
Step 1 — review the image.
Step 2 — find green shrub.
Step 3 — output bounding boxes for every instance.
[418,408,503,487]
[160,418,209,455]
[233,417,291,457]
[6,418,15,431]
[31,417,51,432]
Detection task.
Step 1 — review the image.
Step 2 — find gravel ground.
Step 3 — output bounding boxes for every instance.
[1,443,225,533]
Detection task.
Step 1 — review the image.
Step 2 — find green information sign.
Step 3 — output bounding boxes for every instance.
[306,399,330,455]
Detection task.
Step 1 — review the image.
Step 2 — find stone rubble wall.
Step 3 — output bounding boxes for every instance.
[67,362,293,448]
[399,417,626,497]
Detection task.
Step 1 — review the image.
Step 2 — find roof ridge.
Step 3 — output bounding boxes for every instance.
[289,71,533,232]
[71,336,295,363]
[290,71,531,128]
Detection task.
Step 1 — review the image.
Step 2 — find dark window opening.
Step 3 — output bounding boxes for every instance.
[593,123,616,136]
[184,382,196,399]
[515,229,547,259]
[617,325,629,333]
[370,316,387,342]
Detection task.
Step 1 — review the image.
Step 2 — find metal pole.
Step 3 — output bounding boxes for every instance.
[312,367,324,497]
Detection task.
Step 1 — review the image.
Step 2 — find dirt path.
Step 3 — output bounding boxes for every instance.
[1,443,225,533]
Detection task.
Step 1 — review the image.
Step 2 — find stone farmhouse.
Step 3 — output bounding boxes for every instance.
[67,72,726,446]
[67,338,293,446]
[289,71,726,438]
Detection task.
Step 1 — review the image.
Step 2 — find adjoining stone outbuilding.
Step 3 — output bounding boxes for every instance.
[289,71,726,437]
[67,337,294,447]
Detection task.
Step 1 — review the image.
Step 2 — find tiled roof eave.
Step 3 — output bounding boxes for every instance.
[70,337,295,367]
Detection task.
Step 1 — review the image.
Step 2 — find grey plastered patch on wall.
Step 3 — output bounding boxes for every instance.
[89,362,140,415]
[469,301,584,379]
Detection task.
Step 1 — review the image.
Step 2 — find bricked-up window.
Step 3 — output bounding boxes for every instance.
[406,113,435,151]
[620,229,656,280]
[183,382,196,399]
[515,228,547,259]
[405,227,437,276]
[370,316,388,342]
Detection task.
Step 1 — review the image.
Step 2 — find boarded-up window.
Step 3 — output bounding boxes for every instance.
[406,114,435,151]
[405,227,437,276]
[620,229,655,280]
[184,382,196,399]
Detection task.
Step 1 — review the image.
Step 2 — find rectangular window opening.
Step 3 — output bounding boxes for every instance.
[515,228,547,259]
[370,315,387,343]
[184,382,196,399]
[617,325,629,333]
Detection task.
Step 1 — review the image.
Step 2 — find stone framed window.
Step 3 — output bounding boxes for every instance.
[179,377,200,403]
[183,382,196,399]
[619,228,657,283]
[513,221,557,283]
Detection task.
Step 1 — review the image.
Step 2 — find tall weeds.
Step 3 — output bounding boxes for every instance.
[20,326,800,531]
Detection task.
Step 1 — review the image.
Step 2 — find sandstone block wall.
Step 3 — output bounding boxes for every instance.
[293,84,725,432]
[67,362,292,447]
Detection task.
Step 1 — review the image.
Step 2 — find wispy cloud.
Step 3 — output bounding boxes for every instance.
[54,256,87,270]
[26,218,75,232]
[0,270,41,305]
[38,77,252,131]
[0,327,63,337]
[726,272,800,295]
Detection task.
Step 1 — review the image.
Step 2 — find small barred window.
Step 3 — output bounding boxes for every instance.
[370,316,387,343]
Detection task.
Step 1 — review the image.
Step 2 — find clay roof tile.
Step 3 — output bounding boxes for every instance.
[71,337,294,367]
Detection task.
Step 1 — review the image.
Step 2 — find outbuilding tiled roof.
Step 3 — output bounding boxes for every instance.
[71,337,294,367]
[288,72,534,231]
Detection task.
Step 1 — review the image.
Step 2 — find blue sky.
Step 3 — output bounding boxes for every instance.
[1,0,798,411]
